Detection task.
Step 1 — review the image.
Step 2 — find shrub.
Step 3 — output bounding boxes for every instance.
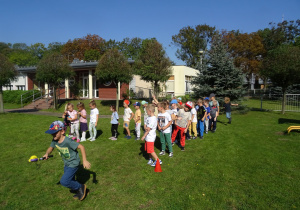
[3,90,41,104]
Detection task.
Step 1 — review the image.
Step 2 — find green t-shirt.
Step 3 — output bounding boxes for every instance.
[50,136,80,168]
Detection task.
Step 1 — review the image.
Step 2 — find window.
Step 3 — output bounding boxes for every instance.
[4,85,13,90]
[17,85,25,90]
[185,76,193,93]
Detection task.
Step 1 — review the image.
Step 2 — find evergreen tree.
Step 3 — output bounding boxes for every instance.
[192,34,245,101]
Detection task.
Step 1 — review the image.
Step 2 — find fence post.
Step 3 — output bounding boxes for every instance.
[260,94,263,111]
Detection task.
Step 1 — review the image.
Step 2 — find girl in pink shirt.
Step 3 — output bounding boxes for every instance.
[77,102,88,142]
[62,103,80,142]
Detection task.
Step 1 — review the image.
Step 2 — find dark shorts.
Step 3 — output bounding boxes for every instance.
[80,123,88,132]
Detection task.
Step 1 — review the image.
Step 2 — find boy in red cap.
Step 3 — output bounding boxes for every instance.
[43,121,91,201]
[123,100,134,139]
[171,101,192,151]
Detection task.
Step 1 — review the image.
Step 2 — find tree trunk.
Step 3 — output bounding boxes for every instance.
[53,86,58,110]
[281,90,286,115]
[0,88,4,113]
[154,81,159,98]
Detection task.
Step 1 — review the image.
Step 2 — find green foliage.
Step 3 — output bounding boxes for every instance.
[84,49,101,61]
[172,24,216,67]
[3,90,41,104]
[8,51,39,66]
[36,52,74,87]
[0,54,17,87]
[192,34,245,100]
[136,39,172,96]
[261,45,300,92]
[95,48,133,84]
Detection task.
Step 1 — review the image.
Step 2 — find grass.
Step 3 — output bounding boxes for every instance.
[2,103,22,109]
[0,110,300,209]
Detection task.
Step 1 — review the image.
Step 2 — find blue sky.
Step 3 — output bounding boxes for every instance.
[0,0,299,65]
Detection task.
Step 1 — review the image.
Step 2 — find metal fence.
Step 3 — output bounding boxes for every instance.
[246,93,300,112]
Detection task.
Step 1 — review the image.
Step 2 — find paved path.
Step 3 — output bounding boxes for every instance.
[4,108,112,118]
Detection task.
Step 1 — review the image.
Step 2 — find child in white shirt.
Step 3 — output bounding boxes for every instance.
[88,100,99,141]
[141,104,161,167]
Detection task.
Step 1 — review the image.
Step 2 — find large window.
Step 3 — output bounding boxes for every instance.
[165,75,174,93]
[185,76,193,93]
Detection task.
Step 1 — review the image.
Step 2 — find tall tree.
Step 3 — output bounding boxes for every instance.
[136,39,172,97]
[95,48,133,110]
[172,24,216,67]
[261,45,300,114]
[192,34,245,101]
[61,34,105,62]
[0,54,17,113]
[223,31,266,84]
[119,37,143,60]
[29,43,46,59]
[8,51,39,66]
[36,52,74,109]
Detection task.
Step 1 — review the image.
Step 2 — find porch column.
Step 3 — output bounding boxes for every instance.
[45,83,48,98]
[65,79,69,99]
[118,82,121,100]
[88,70,93,99]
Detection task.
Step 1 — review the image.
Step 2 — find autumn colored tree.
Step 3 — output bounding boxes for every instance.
[172,24,216,67]
[261,45,300,114]
[36,52,74,110]
[223,31,266,84]
[0,54,17,113]
[61,34,105,62]
[136,39,172,97]
[95,48,133,110]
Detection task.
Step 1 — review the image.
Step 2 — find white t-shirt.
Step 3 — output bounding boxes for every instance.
[123,107,133,121]
[145,116,157,142]
[171,109,178,124]
[143,107,148,124]
[158,112,172,133]
[90,108,99,123]
[191,108,197,123]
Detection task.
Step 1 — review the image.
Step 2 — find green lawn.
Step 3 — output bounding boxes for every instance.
[0,111,300,209]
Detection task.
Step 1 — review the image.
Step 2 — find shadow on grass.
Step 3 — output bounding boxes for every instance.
[76,165,98,184]
[278,118,300,124]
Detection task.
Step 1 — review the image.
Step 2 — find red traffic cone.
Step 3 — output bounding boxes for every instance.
[154,158,162,172]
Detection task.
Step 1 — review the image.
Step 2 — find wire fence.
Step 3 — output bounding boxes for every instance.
[245,93,300,112]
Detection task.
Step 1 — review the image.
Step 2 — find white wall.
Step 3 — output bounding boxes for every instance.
[2,73,27,90]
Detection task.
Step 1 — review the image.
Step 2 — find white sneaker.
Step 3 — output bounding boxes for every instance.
[111,137,117,141]
[151,159,162,167]
[80,138,86,142]
[87,137,93,140]
[90,138,95,142]
[147,159,154,165]
[169,152,173,157]
[159,151,165,156]
[109,137,113,140]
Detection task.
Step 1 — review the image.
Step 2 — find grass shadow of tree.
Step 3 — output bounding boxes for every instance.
[278,118,300,124]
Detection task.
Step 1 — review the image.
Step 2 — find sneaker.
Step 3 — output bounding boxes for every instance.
[205,131,208,134]
[72,137,77,141]
[109,137,114,140]
[74,184,87,201]
[135,137,140,140]
[147,159,154,165]
[111,137,117,141]
[212,130,216,133]
[76,139,80,143]
[181,147,185,151]
[87,137,93,140]
[200,136,203,139]
[124,135,128,138]
[90,138,95,142]
[169,152,173,157]
[126,136,132,139]
[172,143,175,146]
[192,136,196,140]
[80,138,86,142]
[159,151,165,156]
[151,159,162,167]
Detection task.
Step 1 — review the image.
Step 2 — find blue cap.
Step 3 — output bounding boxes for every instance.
[45,121,65,134]
[133,102,141,107]
[205,97,209,100]
[170,99,178,104]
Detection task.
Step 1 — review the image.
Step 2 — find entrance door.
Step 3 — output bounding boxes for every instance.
[82,77,89,98]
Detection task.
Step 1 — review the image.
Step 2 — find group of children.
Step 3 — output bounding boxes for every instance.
[43,94,238,201]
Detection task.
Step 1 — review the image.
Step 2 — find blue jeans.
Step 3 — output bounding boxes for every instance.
[197,120,204,137]
[226,112,231,119]
[60,166,81,190]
